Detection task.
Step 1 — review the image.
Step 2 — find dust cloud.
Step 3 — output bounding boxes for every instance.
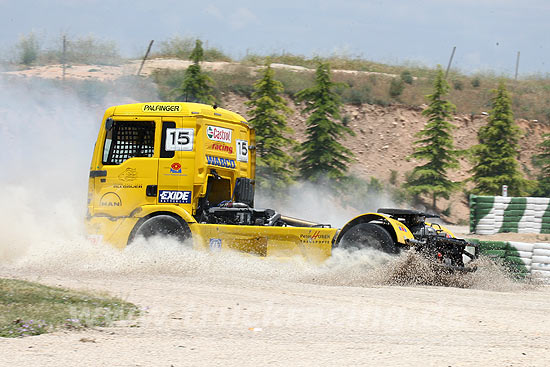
[0,75,527,292]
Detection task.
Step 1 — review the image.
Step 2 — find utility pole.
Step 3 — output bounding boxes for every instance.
[137,40,154,76]
[515,51,520,81]
[445,46,456,79]
[62,35,67,81]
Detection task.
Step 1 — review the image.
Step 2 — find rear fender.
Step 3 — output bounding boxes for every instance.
[336,213,415,246]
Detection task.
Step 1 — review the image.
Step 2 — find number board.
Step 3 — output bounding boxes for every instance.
[236,139,249,162]
[166,128,194,151]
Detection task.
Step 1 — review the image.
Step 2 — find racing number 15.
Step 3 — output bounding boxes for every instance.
[236,140,248,162]
[165,128,194,151]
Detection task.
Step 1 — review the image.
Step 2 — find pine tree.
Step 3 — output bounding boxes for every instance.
[532,133,550,197]
[174,40,216,104]
[405,67,460,209]
[245,64,295,193]
[471,82,524,196]
[295,62,354,183]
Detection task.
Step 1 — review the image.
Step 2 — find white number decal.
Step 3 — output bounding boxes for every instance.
[236,140,248,162]
[166,128,194,151]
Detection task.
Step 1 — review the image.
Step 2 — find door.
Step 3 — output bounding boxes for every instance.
[157,117,196,211]
[93,117,160,217]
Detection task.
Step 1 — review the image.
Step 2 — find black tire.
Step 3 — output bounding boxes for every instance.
[132,215,191,244]
[336,223,399,254]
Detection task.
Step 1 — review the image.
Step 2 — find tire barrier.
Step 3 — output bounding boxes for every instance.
[531,243,550,280]
[468,240,550,279]
[470,195,550,234]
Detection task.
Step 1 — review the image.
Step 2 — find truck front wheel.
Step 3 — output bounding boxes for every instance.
[336,223,399,254]
[131,215,191,244]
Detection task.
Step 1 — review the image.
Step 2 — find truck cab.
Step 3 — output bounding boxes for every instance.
[87,102,336,260]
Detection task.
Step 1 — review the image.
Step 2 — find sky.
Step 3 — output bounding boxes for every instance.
[1,0,549,76]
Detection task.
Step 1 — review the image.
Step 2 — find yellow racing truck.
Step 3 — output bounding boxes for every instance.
[87,102,478,270]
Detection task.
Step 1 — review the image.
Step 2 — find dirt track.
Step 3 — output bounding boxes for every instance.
[1,240,550,367]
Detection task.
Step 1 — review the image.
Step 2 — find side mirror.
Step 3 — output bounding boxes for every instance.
[105,117,114,131]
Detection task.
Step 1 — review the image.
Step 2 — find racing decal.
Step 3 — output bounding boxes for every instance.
[206,155,236,169]
[118,167,137,182]
[158,190,192,204]
[209,238,222,252]
[166,128,194,151]
[210,143,233,154]
[398,226,408,233]
[142,104,181,112]
[206,125,232,143]
[100,192,122,207]
[236,140,248,163]
[170,162,182,173]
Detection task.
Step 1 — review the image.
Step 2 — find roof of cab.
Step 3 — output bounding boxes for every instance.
[110,102,247,124]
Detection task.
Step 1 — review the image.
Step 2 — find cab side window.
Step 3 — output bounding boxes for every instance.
[102,121,155,165]
[160,121,176,158]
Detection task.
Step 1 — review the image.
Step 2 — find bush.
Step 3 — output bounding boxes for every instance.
[452,79,464,90]
[400,70,413,84]
[157,36,231,62]
[16,33,40,66]
[471,77,481,88]
[389,78,405,98]
[40,35,122,65]
[389,170,398,185]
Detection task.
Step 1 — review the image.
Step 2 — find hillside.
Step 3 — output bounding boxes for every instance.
[3,58,550,223]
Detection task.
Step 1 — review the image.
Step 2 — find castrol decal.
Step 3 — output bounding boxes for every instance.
[206,125,232,143]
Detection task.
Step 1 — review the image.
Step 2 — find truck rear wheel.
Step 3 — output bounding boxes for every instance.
[336,223,398,254]
[131,215,191,244]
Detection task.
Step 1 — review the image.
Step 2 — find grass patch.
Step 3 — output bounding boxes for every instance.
[0,278,139,338]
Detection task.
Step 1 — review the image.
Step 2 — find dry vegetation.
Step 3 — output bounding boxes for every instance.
[3,35,550,222]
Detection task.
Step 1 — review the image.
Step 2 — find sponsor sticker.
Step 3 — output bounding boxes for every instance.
[100,192,122,207]
[210,143,233,154]
[206,125,232,143]
[206,155,236,169]
[118,167,137,182]
[209,238,222,252]
[170,162,182,173]
[113,184,142,189]
[158,190,192,204]
[142,104,181,112]
[299,231,331,244]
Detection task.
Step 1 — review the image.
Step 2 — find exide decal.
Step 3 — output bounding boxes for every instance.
[158,190,192,204]
[206,125,232,143]
[206,155,236,169]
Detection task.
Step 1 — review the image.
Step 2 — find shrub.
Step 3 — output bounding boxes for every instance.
[471,77,481,88]
[40,35,122,65]
[400,70,413,84]
[157,36,231,62]
[452,79,464,90]
[389,78,405,98]
[16,33,40,66]
[389,170,398,185]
